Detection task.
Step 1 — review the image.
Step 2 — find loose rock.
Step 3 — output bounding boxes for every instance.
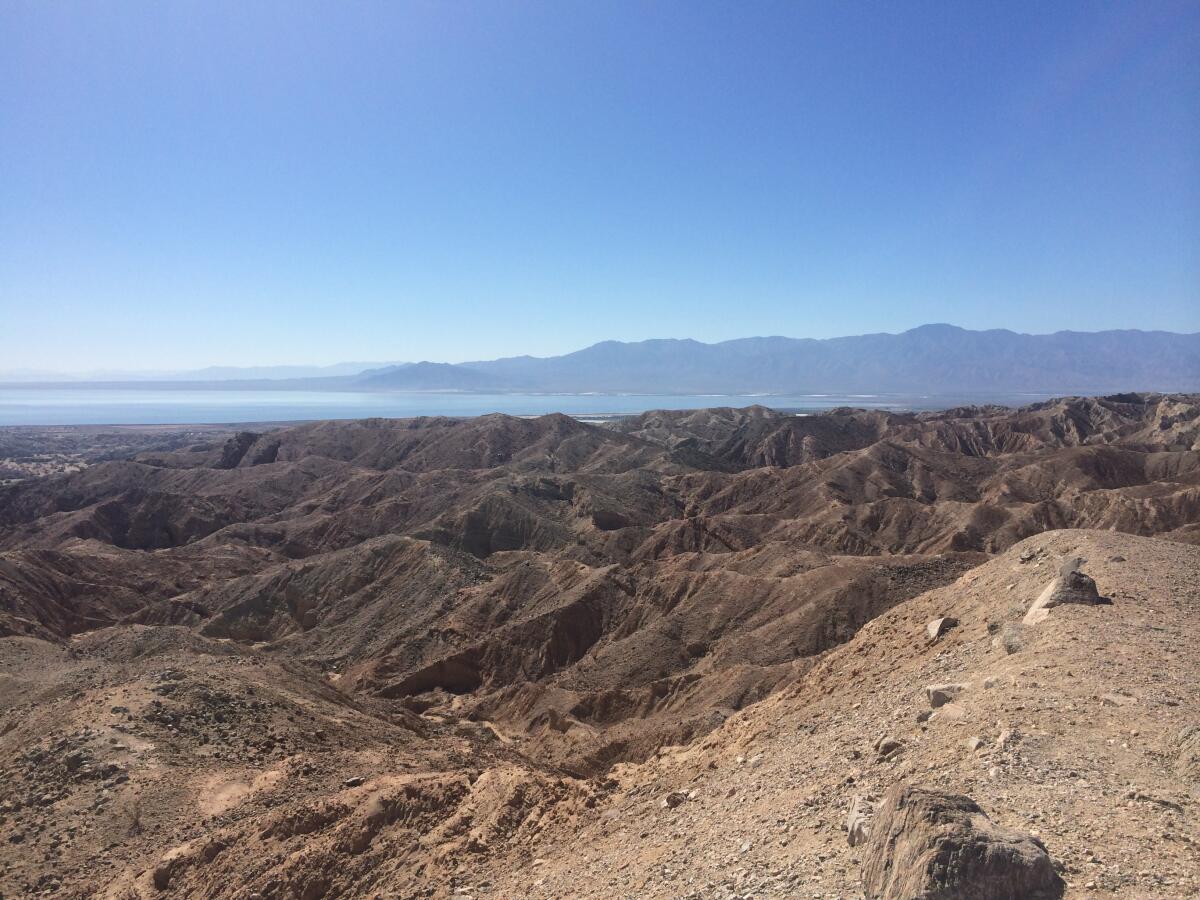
[661,791,686,809]
[925,616,958,643]
[927,683,970,708]
[875,736,905,762]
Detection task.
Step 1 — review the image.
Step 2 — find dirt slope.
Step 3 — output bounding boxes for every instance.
[476,531,1199,899]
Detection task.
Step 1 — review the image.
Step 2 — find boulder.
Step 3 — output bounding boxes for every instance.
[1024,558,1108,624]
[875,736,905,762]
[1049,557,1103,603]
[927,683,970,708]
[661,790,686,809]
[861,784,1064,899]
[991,622,1025,654]
[926,617,959,643]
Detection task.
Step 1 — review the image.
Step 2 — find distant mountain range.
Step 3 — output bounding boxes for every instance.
[354,325,1200,394]
[5,326,1198,394]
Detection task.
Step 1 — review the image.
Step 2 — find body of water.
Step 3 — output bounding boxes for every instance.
[0,387,1053,427]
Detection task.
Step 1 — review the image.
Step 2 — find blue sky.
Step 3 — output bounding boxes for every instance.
[2,1,1198,370]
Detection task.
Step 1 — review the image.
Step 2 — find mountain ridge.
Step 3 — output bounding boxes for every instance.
[358,324,1200,394]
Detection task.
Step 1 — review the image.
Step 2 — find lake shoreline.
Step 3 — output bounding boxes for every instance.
[0,387,1066,428]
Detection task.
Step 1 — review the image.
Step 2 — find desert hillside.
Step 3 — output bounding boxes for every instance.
[0,393,1197,898]
[480,529,1199,899]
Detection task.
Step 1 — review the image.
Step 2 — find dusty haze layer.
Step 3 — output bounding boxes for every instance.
[0,393,1198,898]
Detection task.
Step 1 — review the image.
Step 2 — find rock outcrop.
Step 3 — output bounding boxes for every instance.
[1024,557,1109,624]
[860,784,1064,900]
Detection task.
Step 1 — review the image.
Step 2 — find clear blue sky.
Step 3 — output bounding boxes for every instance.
[2,1,1198,370]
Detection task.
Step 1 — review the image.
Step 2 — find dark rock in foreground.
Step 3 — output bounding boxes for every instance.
[861,783,1064,900]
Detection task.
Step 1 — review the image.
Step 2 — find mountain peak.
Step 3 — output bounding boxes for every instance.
[905,323,966,334]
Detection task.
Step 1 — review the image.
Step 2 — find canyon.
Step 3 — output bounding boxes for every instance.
[1,393,1198,898]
